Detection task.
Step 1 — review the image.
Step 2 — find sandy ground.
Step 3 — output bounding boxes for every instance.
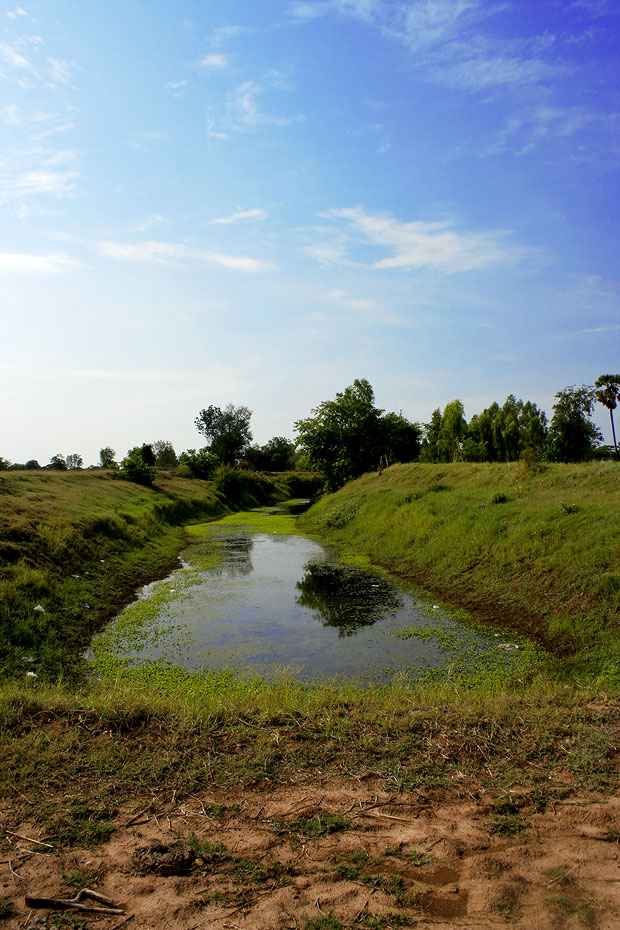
[1,778,619,930]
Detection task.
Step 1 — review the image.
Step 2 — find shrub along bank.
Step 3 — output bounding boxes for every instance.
[0,468,319,680]
[299,460,620,684]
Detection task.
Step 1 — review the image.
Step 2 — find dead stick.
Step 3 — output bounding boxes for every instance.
[5,831,53,848]
[25,897,124,915]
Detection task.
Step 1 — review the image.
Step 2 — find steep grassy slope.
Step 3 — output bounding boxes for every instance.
[300,461,620,680]
[0,469,316,679]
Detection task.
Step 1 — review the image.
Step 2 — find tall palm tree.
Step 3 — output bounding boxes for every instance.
[594,374,620,455]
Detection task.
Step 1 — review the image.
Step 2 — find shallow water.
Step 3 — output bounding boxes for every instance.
[92,526,529,684]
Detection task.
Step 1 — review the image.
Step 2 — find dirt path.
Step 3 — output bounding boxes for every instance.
[2,779,619,929]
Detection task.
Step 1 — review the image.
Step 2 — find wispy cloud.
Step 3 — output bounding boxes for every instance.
[308,206,523,273]
[0,39,36,75]
[210,208,268,224]
[7,7,27,19]
[0,250,82,274]
[97,240,273,273]
[207,77,304,137]
[326,288,409,326]
[209,24,244,45]
[47,57,74,85]
[292,1,570,93]
[487,104,620,157]
[129,214,166,233]
[0,167,79,206]
[199,53,228,70]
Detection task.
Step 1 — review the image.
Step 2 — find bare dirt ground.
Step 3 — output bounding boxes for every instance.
[2,778,619,930]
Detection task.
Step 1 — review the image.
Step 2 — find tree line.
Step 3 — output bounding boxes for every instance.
[1,375,618,489]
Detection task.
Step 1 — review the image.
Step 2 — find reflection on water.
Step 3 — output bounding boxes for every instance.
[92,528,528,684]
[296,562,402,636]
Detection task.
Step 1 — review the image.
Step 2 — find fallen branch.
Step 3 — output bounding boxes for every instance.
[25,887,124,916]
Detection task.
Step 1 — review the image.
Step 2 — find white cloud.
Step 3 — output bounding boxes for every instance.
[47,57,73,84]
[210,208,268,224]
[326,288,409,326]
[7,7,27,18]
[310,206,523,273]
[97,240,273,273]
[208,78,303,136]
[210,24,244,45]
[0,168,79,206]
[487,104,620,156]
[166,80,187,96]
[0,250,81,274]
[130,214,166,233]
[0,39,35,72]
[199,53,228,70]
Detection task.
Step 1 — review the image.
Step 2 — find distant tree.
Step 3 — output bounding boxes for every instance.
[152,440,178,468]
[49,454,67,471]
[438,400,467,462]
[65,453,83,470]
[25,459,40,470]
[420,408,442,462]
[178,448,218,479]
[295,379,386,490]
[194,404,253,465]
[547,385,602,462]
[120,446,157,486]
[246,437,295,472]
[140,443,156,467]
[0,454,10,471]
[381,412,422,464]
[99,446,117,468]
[468,396,547,462]
[594,374,620,455]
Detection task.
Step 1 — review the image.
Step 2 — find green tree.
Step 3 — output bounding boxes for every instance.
[547,385,602,462]
[65,453,83,470]
[0,454,10,471]
[295,379,385,490]
[49,454,67,471]
[152,440,178,468]
[194,404,253,465]
[594,374,620,455]
[99,447,117,468]
[420,408,442,462]
[25,459,40,470]
[246,436,295,471]
[120,446,157,486]
[438,399,467,462]
[381,412,422,464]
[178,448,218,479]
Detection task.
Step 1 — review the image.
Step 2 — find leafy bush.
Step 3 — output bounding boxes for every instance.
[120,447,157,486]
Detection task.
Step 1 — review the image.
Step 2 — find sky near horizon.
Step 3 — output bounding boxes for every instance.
[1,0,619,466]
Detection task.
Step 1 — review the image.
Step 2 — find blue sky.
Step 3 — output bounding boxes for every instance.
[1,0,618,465]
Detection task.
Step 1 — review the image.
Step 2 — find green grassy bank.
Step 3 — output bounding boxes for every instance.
[0,468,318,680]
[300,460,620,683]
[0,463,618,827]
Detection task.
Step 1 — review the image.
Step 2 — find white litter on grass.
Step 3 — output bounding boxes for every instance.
[498,643,519,650]
[33,604,45,612]
[26,671,37,678]
[72,574,80,579]
[432,605,440,610]
[100,559,105,563]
